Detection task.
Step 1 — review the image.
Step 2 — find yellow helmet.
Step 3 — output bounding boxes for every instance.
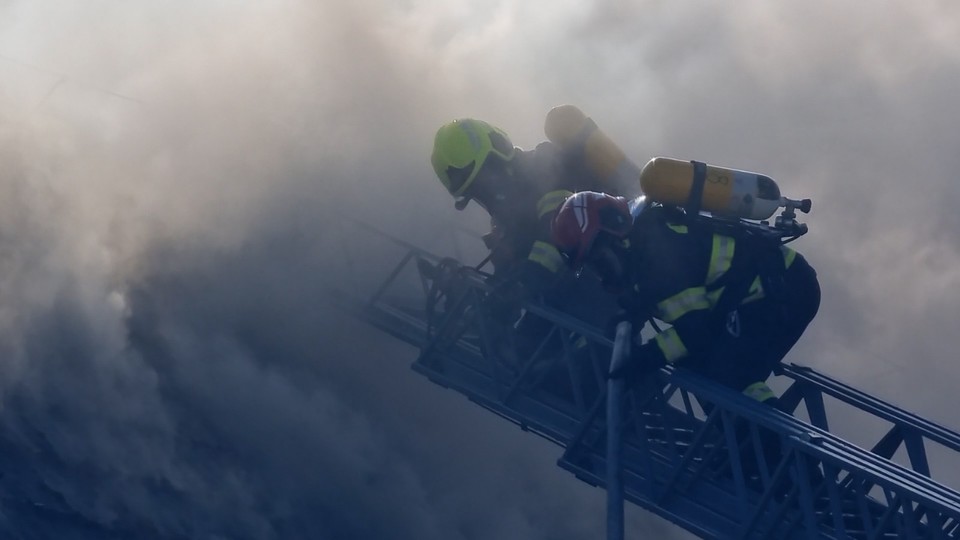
[430,119,517,204]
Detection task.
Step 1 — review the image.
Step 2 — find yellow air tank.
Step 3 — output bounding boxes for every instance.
[544,105,641,197]
[639,157,783,220]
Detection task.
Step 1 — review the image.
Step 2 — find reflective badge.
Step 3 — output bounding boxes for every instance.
[725,310,741,338]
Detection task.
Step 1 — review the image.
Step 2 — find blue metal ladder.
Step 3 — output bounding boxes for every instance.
[335,225,960,539]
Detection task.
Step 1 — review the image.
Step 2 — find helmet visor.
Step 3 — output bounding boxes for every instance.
[445,161,476,198]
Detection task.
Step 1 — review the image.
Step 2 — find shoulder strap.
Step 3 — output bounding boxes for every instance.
[684,160,709,214]
[693,214,782,313]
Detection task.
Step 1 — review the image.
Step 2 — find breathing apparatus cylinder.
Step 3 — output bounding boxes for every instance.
[639,157,783,220]
[544,105,642,197]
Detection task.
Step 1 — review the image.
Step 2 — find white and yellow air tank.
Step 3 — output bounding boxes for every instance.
[639,157,784,220]
[543,105,642,197]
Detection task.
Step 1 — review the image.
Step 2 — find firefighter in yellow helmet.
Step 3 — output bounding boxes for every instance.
[431,117,618,296]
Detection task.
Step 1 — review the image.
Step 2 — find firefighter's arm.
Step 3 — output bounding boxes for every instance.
[638,288,719,367]
[491,240,561,304]
[518,188,577,293]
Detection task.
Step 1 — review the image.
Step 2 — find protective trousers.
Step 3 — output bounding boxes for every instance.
[688,251,820,395]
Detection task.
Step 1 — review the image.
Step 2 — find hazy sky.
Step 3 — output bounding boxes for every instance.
[1,1,959,538]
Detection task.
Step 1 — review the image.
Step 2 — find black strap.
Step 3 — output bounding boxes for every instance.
[686,160,708,214]
[710,251,756,315]
[710,233,786,315]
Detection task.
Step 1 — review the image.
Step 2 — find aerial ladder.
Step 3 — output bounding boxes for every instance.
[334,218,960,539]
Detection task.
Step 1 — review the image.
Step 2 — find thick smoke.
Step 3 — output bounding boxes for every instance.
[0,1,958,538]
[0,1,684,538]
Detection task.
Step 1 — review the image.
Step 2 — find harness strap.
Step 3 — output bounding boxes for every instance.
[710,232,785,315]
[686,160,708,214]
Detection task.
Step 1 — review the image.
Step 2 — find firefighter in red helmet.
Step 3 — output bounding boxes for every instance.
[551,191,820,407]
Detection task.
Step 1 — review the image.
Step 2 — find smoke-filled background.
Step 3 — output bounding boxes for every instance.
[1,1,959,538]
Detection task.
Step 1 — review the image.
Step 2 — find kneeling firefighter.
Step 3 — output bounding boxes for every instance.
[550,190,821,408]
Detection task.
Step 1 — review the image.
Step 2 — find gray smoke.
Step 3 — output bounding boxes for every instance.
[0,1,957,538]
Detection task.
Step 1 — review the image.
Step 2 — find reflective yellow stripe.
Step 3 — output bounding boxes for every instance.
[781,245,797,269]
[734,248,793,305]
[706,286,724,308]
[741,276,765,304]
[527,240,563,273]
[537,190,574,219]
[656,287,710,323]
[667,223,688,234]
[742,382,776,403]
[706,234,735,286]
[654,328,688,363]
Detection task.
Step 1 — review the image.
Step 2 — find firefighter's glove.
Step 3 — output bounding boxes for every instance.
[609,346,665,381]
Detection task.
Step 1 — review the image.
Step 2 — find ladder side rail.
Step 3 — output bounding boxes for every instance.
[684,367,960,504]
[410,265,634,447]
[548,360,912,537]
[516,300,615,348]
[420,265,625,420]
[358,249,959,473]
[348,245,732,534]
[409,280,594,443]
[406,263,953,494]
[781,363,960,453]
[357,246,614,415]
[814,449,955,539]
[340,230,793,536]
[565,370,803,537]
[502,326,561,403]
[339,225,960,537]
[670,369,960,538]
[779,379,830,431]
[673,368,960,520]
[566,375,826,538]
[781,362,959,485]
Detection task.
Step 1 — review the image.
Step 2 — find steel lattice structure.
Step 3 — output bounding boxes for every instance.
[336,224,960,539]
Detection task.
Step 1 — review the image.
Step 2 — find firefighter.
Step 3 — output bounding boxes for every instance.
[430,107,640,296]
[430,116,630,383]
[432,118,592,293]
[550,191,821,408]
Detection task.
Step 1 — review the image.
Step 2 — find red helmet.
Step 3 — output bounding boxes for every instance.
[551,191,632,269]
